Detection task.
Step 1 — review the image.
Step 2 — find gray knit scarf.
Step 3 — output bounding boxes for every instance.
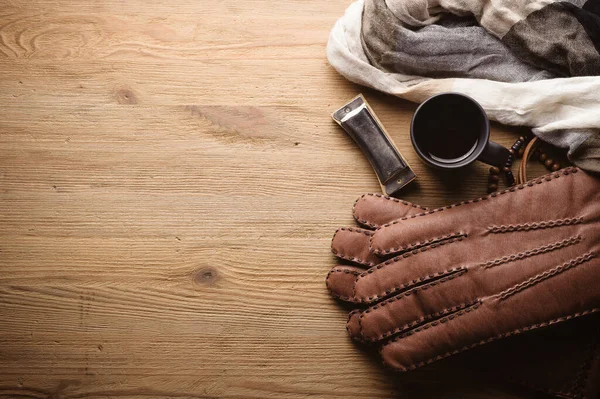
[327,0,600,172]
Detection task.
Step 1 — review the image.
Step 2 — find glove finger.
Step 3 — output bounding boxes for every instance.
[379,251,600,372]
[353,193,428,229]
[346,272,470,342]
[326,265,365,301]
[352,228,591,344]
[331,227,380,267]
[331,194,428,267]
[370,169,583,256]
[354,226,584,304]
[346,309,363,341]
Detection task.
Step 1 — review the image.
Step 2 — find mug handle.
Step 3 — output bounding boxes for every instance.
[477,140,511,167]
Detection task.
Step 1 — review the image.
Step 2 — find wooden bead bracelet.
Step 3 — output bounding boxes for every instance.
[488,135,562,193]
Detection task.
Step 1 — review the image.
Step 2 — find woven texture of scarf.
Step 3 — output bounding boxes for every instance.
[327,0,600,172]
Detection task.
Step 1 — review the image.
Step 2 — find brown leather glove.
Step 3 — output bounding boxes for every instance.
[327,167,600,397]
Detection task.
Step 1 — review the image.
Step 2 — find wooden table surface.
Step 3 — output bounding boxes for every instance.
[0,1,549,398]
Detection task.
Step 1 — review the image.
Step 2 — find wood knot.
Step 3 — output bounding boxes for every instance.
[115,88,137,104]
[193,267,218,286]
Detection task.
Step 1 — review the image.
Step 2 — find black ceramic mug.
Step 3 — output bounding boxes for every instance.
[410,93,510,169]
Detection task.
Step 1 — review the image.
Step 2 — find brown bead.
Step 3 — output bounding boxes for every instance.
[489,166,500,174]
[508,148,515,155]
[551,163,560,171]
[519,136,525,142]
[503,167,510,173]
[539,153,547,162]
[487,184,498,193]
[489,174,500,182]
[517,147,525,157]
[544,159,554,168]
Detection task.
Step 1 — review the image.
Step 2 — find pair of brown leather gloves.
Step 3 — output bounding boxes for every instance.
[326,167,600,398]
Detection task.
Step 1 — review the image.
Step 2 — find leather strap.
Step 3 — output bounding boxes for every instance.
[517,136,541,185]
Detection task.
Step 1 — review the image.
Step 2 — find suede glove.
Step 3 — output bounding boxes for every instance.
[327,167,600,397]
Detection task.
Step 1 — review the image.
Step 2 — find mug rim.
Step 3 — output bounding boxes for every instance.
[410,92,490,169]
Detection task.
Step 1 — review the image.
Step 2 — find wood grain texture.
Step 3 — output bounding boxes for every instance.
[0,1,551,398]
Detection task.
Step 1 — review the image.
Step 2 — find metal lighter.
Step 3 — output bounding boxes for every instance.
[332,94,416,197]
